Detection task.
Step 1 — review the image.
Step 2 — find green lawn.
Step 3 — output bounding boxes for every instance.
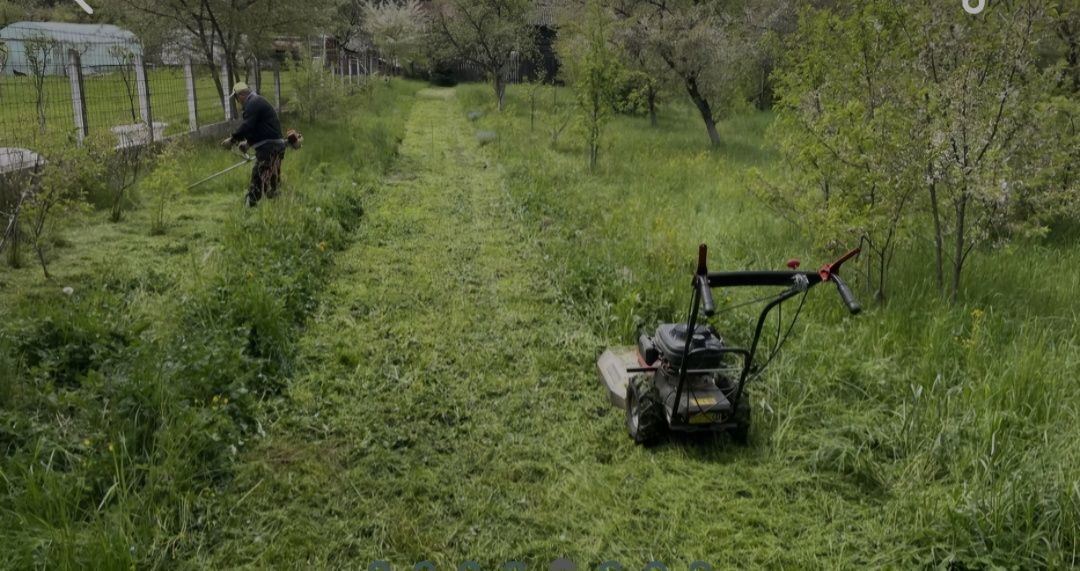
[0,81,1076,569]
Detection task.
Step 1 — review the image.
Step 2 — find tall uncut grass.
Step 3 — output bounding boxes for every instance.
[459,83,1079,568]
[0,80,420,568]
[2,78,1075,568]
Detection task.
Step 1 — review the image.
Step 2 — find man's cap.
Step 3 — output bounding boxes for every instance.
[230,82,251,96]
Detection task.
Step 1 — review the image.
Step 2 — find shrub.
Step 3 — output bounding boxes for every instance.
[142,144,188,235]
[291,50,348,123]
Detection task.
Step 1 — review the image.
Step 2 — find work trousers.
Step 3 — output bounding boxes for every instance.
[246,141,286,206]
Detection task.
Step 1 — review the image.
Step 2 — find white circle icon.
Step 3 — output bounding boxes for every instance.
[963,0,986,14]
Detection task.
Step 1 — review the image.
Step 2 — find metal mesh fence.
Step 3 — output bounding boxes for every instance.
[82,61,142,143]
[193,63,227,128]
[0,24,392,158]
[1,23,135,147]
[0,31,76,148]
[145,63,190,139]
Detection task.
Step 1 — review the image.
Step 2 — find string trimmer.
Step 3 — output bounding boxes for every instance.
[187,129,303,190]
[187,149,253,189]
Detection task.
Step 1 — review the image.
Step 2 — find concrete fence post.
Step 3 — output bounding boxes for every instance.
[66,49,87,144]
[250,57,261,94]
[273,61,282,111]
[184,58,198,132]
[222,59,236,121]
[134,54,154,143]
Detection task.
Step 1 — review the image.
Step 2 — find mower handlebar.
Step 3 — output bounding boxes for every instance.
[830,274,861,315]
[697,275,716,317]
[696,247,862,313]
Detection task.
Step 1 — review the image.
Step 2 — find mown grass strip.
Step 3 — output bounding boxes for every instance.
[0,80,421,568]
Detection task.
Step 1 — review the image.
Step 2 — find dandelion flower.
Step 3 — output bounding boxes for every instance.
[62,287,74,295]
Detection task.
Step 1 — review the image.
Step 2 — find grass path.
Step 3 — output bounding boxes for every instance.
[204,89,888,568]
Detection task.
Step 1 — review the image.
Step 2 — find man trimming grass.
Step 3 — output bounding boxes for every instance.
[221,81,287,207]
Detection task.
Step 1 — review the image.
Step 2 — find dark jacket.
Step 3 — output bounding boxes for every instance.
[231,93,282,145]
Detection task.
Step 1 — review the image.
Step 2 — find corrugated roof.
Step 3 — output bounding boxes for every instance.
[532,0,563,28]
[0,21,138,43]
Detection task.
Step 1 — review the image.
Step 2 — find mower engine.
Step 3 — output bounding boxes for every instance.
[641,323,725,370]
[626,324,746,444]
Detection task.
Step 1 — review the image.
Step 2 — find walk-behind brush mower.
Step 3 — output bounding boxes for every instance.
[596,244,862,445]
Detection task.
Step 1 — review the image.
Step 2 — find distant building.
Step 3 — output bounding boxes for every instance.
[0,21,142,76]
[528,0,561,83]
[157,29,219,66]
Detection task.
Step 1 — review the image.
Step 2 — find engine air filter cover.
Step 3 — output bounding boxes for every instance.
[653,324,725,370]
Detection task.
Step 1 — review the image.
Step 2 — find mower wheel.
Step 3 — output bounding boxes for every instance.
[729,394,751,445]
[626,374,666,445]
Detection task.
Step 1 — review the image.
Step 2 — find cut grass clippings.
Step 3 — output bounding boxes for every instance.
[0,79,421,568]
[196,88,958,569]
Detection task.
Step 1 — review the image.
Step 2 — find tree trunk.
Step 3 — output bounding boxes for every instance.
[206,63,223,114]
[495,74,506,111]
[588,93,601,171]
[1060,19,1080,92]
[685,75,720,146]
[873,249,887,304]
[3,202,20,269]
[950,195,967,303]
[1069,36,1080,92]
[35,80,46,134]
[757,65,769,111]
[29,210,49,279]
[35,242,49,279]
[6,221,18,268]
[929,180,944,294]
[648,87,657,127]
[194,29,224,114]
